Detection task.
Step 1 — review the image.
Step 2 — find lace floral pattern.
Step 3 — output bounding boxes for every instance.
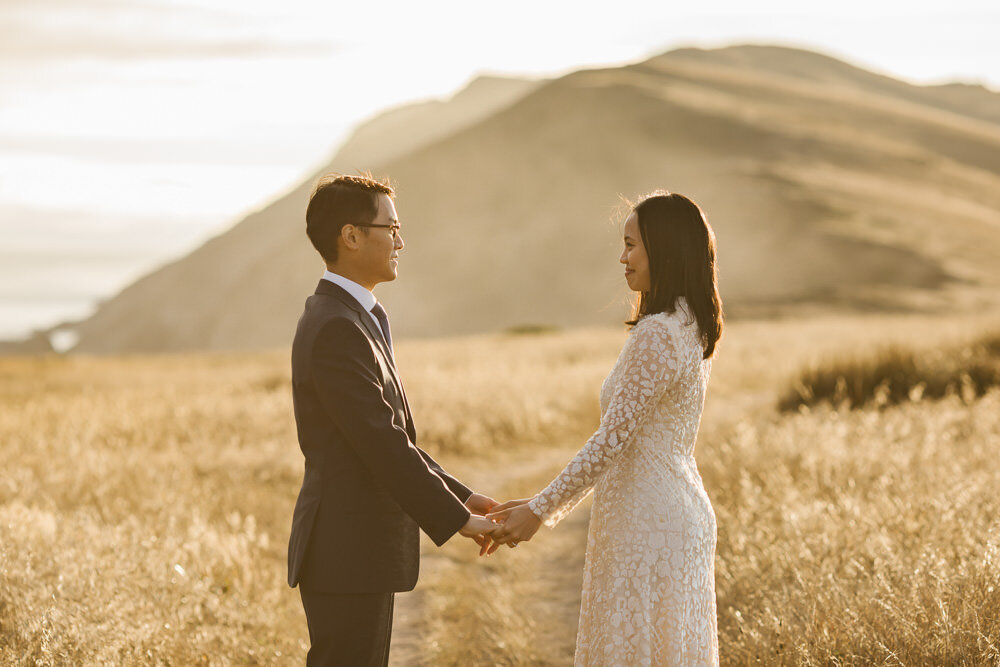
[528,301,719,665]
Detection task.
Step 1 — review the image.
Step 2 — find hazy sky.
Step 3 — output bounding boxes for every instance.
[1,0,998,338]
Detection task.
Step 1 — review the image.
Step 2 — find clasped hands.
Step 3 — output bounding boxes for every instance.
[460,493,542,556]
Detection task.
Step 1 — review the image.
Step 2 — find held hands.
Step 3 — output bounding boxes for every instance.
[486,502,542,555]
[491,498,532,513]
[458,493,542,556]
[462,493,501,555]
[459,514,500,543]
[459,494,541,557]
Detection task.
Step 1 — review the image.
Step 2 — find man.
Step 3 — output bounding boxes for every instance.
[287,173,498,665]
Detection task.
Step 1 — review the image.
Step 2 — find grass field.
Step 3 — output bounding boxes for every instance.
[2,312,999,665]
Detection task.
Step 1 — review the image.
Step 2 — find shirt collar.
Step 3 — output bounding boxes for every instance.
[322,270,377,312]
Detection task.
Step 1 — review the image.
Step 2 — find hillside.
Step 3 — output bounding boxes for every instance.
[66,45,1000,353]
[62,75,540,352]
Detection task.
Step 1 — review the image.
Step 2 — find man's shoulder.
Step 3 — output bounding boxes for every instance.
[308,288,357,317]
[311,289,365,320]
[294,292,364,347]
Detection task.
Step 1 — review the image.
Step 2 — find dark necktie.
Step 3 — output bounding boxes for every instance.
[370,302,393,355]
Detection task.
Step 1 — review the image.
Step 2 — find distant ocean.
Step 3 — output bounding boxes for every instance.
[0,47,440,344]
[0,214,207,341]
[0,155,327,343]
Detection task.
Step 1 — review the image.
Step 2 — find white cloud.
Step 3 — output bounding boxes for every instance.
[0,0,335,63]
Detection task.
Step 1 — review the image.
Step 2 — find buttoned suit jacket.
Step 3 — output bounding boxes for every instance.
[287,279,472,593]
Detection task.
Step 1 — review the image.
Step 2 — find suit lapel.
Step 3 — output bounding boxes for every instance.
[350,303,416,435]
[355,307,395,369]
[316,280,408,413]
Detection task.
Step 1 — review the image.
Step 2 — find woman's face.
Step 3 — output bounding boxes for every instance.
[620,211,651,293]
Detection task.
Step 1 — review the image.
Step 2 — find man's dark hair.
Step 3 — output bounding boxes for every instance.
[306,173,395,263]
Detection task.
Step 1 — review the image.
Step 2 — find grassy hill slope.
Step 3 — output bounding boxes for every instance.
[68,45,1000,352]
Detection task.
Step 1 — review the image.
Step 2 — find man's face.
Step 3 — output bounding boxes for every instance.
[357,193,404,286]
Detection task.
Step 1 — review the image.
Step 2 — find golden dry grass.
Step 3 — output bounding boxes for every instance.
[707,391,1000,664]
[0,330,619,664]
[2,312,1000,664]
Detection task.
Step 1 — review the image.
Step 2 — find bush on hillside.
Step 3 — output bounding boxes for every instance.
[779,330,1000,412]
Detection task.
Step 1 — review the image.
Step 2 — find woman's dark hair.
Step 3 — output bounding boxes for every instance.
[626,191,723,359]
[306,172,395,263]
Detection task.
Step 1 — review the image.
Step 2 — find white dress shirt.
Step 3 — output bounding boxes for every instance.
[321,270,387,341]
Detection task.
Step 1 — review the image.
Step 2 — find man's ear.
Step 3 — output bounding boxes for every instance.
[340,224,361,251]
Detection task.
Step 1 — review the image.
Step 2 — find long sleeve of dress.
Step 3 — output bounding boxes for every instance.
[528,314,686,527]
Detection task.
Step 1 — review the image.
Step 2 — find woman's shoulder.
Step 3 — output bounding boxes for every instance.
[630,310,680,344]
[631,300,699,352]
[636,299,692,330]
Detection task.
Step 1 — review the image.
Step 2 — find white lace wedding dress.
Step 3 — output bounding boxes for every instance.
[528,301,719,665]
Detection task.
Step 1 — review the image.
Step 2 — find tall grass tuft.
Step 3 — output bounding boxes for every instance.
[705,390,1000,665]
[779,331,1000,411]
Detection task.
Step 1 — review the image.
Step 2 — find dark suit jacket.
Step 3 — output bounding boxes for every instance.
[287,279,472,593]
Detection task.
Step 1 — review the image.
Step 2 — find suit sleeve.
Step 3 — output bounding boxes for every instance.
[418,449,473,502]
[311,317,470,545]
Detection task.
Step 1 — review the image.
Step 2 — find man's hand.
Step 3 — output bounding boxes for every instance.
[464,493,500,555]
[465,493,499,515]
[486,505,542,554]
[458,515,499,550]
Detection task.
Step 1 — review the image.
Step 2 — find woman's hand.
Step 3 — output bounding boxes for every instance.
[486,505,542,554]
[474,498,532,555]
[490,498,532,513]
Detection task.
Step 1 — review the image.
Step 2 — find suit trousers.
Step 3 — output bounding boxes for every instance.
[299,588,395,666]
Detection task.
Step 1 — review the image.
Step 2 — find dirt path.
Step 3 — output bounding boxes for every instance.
[388,445,587,665]
[387,386,777,665]
[386,565,432,665]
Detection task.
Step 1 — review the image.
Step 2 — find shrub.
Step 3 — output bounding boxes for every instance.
[779,330,1000,411]
[503,323,560,336]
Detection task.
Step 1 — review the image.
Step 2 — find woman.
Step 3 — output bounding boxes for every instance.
[489,191,723,665]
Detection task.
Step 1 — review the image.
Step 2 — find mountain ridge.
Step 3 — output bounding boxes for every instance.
[31,44,1000,354]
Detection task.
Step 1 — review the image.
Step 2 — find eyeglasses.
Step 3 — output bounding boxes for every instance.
[354,223,401,241]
